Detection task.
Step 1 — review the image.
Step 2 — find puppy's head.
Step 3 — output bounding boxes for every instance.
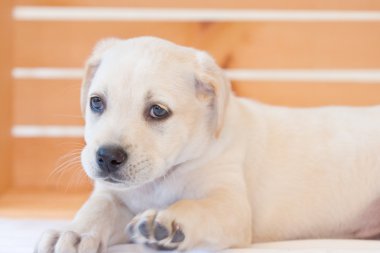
[81,37,230,188]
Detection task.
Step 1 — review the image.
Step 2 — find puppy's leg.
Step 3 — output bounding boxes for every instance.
[35,190,133,253]
[128,187,252,251]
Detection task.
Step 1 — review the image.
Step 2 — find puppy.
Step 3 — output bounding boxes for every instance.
[35,36,380,253]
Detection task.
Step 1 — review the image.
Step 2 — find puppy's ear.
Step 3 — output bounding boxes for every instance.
[81,38,120,115]
[195,51,231,138]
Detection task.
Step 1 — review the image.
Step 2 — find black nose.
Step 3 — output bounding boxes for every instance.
[96,145,128,173]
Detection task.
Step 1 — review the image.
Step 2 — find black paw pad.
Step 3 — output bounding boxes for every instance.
[154,223,169,241]
[138,221,150,239]
[171,229,185,243]
[126,223,134,236]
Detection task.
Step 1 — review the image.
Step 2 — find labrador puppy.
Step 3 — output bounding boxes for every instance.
[35,37,380,253]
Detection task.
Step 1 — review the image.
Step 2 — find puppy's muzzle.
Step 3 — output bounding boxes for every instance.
[96,145,128,173]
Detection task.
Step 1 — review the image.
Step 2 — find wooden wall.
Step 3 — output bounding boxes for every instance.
[5,0,380,193]
[0,0,12,193]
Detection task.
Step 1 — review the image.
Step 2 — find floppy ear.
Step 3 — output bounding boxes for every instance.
[80,38,120,115]
[194,51,231,138]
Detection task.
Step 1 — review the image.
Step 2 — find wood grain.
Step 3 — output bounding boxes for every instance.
[13,0,380,10]
[12,79,380,125]
[0,0,12,193]
[13,79,83,125]
[0,188,89,218]
[13,22,380,68]
[232,82,380,107]
[12,138,91,191]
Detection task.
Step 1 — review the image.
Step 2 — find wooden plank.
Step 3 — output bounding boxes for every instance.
[0,0,12,193]
[0,188,89,218]
[12,0,380,10]
[13,79,83,125]
[12,79,380,126]
[13,22,380,68]
[12,138,91,191]
[13,21,198,67]
[232,81,380,107]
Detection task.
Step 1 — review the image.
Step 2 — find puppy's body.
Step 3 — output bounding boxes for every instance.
[36,37,380,253]
[240,101,380,241]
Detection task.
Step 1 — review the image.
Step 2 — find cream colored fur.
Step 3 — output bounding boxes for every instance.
[35,37,380,253]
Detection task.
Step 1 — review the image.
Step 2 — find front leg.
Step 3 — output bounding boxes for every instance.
[127,188,252,251]
[35,189,133,253]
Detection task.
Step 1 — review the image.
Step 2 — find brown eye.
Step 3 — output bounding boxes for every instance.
[90,96,105,113]
[149,104,169,119]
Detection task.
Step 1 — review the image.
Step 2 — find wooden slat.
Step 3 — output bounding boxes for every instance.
[232,81,380,107]
[12,138,91,191]
[13,22,380,68]
[13,79,83,125]
[0,0,12,193]
[0,189,89,218]
[12,79,380,126]
[12,0,380,10]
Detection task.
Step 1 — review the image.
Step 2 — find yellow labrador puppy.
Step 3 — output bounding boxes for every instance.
[35,37,380,253]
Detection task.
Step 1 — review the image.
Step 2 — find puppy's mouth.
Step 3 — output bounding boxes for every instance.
[98,163,181,188]
[104,177,124,184]
[94,169,126,185]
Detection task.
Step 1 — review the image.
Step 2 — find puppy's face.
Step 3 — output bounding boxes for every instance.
[81,37,229,189]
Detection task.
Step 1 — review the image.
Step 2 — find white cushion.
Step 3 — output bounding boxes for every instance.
[1,218,380,253]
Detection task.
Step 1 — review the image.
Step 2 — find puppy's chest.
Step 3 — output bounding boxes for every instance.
[119,183,181,214]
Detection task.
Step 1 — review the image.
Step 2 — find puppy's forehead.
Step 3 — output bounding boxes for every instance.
[94,40,197,92]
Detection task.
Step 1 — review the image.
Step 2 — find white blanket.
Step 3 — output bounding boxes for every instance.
[1,218,380,253]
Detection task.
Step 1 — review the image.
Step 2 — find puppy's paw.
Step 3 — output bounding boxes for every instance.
[34,229,103,253]
[126,209,185,251]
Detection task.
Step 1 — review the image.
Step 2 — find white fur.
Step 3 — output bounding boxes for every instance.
[35,37,380,253]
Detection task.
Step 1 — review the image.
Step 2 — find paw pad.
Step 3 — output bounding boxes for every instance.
[154,223,169,241]
[127,210,185,250]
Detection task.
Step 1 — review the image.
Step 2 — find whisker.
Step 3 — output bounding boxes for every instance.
[51,153,82,177]
[55,151,82,164]
[48,149,82,189]
[65,164,85,192]
[71,169,93,192]
[49,160,78,183]
[57,161,82,191]
[54,160,81,183]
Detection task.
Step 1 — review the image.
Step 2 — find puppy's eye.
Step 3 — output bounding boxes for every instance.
[90,96,105,113]
[149,104,170,119]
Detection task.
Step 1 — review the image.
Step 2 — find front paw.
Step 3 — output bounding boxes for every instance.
[34,229,103,253]
[126,209,185,251]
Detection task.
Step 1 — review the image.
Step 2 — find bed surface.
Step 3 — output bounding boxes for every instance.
[2,218,380,253]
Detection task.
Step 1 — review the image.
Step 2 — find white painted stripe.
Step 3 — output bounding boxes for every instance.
[13,6,380,22]
[13,68,83,79]
[12,125,84,138]
[225,70,380,83]
[13,67,380,83]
